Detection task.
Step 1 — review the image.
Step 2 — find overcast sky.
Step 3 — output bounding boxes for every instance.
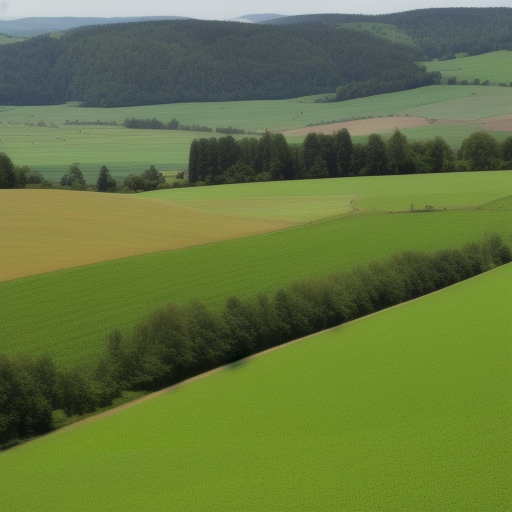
[0,0,509,20]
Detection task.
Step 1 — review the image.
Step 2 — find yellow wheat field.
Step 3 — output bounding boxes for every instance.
[0,190,293,281]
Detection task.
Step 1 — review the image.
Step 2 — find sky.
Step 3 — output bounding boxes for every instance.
[0,0,509,20]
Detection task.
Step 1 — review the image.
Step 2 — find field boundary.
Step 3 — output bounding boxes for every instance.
[12,263,508,449]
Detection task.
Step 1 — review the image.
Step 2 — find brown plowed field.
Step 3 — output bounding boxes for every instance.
[0,190,293,281]
[279,114,512,137]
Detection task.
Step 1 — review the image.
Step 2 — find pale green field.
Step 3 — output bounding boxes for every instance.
[1,86,510,182]
[422,50,512,84]
[1,172,511,365]
[2,264,510,511]
[139,171,512,221]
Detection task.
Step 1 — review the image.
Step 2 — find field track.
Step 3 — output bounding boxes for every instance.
[279,114,512,137]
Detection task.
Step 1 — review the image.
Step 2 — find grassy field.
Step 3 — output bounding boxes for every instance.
[0,189,292,281]
[1,172,510,365]
[2,263,510,511]
[421,50,512,85]
[1,183,510,365]
[1,85,510,182]
[139,171,512,219]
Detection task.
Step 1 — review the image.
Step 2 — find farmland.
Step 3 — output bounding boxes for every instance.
[1,171,510,366]
[1,263,509,511]
[0,189,291,281]
[421,50,512,85]
[1,85,511,183]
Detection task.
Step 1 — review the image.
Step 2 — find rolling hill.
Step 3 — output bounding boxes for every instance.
[1,263,509,510]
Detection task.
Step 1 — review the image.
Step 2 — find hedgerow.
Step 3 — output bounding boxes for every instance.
[1,233,510,448]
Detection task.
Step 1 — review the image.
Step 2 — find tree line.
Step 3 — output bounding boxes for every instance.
[0,153,186,192]
[1,234,511,448]
[187,130,512,186]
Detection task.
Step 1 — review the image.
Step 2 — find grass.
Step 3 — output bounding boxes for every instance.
[139,171,512,219]
[1,263,510,511]
[0,189,292,281]
[1,207,510,366]
[1,172,510,365]
[338,22,420,49]
[1,86,510,182]
[421,50,512,85]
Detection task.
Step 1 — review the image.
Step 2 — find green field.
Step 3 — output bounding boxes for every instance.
[422,50,512,85]
[1,172,510,365]
[139,171,512,219]
[1,85,510,183]
[2,263,510,511]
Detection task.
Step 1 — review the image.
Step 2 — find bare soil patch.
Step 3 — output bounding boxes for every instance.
[280,114,512,137]
[279,116,432,137]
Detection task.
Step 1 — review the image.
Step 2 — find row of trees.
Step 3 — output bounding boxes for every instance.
[0,154,180,192]
[124,118,212,133]
[188,130,512,186]
[2,234,510,447]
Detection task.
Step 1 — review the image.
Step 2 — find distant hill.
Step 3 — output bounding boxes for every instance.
[229,13,286,23]
[0,16,189,37]
[263,8,512,59]
[0,19,434,107]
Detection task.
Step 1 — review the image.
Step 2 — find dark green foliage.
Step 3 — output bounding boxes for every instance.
[387,129,414,174]
[60,164,86,190]
[459,131,502,171]
[0,152,16,189]
[96,165,117,192]
[363,134,387,176]
[0,355,55,446]
[0,234,510,447]
[264,8,512,59]
[189,130,504,186]
[334,71,441,102]
[0,19,427,107]
[122,165,166,192]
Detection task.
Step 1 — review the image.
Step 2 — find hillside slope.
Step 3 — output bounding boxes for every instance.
[0,19,429,106]
[264,8,512,59]
[1,263,510,511]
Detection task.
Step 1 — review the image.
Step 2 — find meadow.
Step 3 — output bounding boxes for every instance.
[1,84,510,183]
[421,50,512,84]
[1,172,510,366]
[1,263,509,511]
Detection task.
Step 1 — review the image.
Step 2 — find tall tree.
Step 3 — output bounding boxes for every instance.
[364,133,387,175]
[0,152,17,189]
[386,129,413,174]
[60,164,87,190]
[96,165,117,192]
[460,131,501,171]
[334,129,353,177]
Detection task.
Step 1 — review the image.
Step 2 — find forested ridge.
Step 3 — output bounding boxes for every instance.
[0,19,431,106]
[264,8,512,59]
